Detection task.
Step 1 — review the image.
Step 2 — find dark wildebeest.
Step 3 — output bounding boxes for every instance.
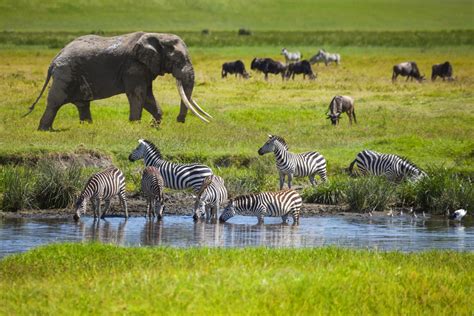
[251,58,287,80]
[392,62,424,82]
[221,60,249,79]
[326,95,356,125]
[431,61,453,81]
[285,60,316,80]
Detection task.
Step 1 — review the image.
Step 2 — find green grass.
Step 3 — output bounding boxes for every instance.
[0,243,472,315]
[1,0,473,31]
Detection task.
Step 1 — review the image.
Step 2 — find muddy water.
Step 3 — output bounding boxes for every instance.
[1,215,473,258]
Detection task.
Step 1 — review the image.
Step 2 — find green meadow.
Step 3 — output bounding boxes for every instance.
[0,244,473,315]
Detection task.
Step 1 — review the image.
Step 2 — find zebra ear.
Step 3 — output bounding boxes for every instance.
[268,134,272,138]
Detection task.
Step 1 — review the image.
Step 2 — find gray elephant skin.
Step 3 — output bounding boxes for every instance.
[26,32,212,130]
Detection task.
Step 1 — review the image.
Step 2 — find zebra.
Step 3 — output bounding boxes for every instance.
[309,49,340,66]
[193,175,228,221]
[258,135,327,189]
[141,166,165,219]
[281,48,301,65]
[73,166,128,220]
[129,139,213,193]
[219,189,303,225]
[348,150,426,182]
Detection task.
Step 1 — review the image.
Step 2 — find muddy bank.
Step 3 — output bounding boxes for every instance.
[0,192,357,219]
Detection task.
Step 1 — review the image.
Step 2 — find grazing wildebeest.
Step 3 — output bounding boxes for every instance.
[309,49,340,66]
[285,60,316,80]
[392,62,424,82]
[251,58,287,80]
[326,95,356,125]
[431,61,453,81]
[281,48,302,65]
[221,60,249,79]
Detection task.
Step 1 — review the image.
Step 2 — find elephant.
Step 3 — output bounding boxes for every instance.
[25,32,212,130]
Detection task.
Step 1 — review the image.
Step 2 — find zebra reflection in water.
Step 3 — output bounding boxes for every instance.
[78,219,127,245]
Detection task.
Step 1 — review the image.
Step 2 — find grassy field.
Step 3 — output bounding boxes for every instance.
[0,243,472,315]
[1,0,473,32]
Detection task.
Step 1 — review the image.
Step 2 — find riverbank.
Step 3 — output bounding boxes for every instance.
[1,243,472,315]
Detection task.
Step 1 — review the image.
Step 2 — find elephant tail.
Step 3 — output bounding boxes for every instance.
[23,65,53,117]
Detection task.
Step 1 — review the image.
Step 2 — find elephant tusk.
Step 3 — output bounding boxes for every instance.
[190,98,213,119]
[176,81,210,123]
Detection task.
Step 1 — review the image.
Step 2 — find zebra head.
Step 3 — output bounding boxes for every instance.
[193,199,206,220]
[258,135,289,155]
[73,196,87,221]
[129,139,161,162]
[219,199,236,222]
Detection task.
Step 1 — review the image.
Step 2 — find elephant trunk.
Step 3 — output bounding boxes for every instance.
[174,63,212,123]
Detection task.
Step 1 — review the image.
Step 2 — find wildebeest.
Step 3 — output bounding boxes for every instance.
[251,58,287,80]
[392,62,424,82]
[326,95,356,125]
[238,28,252,36]
[309,49,340,66]
[221,60,249,79]
[281,48,302,65]
[285,60,316,80]
[431,61,453,81]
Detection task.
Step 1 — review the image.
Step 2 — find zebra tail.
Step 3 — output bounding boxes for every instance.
[23,64,53,117]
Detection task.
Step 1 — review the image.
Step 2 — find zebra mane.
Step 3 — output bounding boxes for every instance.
[197,175,214,198]
[140,139,162,159]
[269,135,289,150]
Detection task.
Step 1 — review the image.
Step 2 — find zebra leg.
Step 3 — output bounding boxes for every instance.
[101,199,111,219]
[292,212,300,225]
[287,173,293,189]
[145,197,151,218]
[96,198,103,219]
[281,214,288,224]
[119,189,128,219]
[279,172,285,190]
[257,214,265,225]
[309,174,316,186]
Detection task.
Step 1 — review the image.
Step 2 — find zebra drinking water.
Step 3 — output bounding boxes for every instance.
[129,139,213,193]
[141,166,165,219]
[348,150,426,182]
[219,189,302,225]
[281,48,302,65]
[193,175,228,221]
[258,135,327,189]
[73,166,128,220]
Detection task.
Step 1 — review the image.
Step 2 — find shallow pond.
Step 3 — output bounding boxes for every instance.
[1,214,473,258]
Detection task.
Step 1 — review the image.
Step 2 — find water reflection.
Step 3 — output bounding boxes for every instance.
[0,215,473,258]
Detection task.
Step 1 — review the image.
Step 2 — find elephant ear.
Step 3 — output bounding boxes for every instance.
[133,34,164,76]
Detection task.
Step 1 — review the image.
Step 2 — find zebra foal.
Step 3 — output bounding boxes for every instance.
[141,166,165,219]
[219,189,302,225]
[258,135,327,189]
[349,150,426,182]
[129,139,213,193]
[73,166,128,220]
[193,175,228,221]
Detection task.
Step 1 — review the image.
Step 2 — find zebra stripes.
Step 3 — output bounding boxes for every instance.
[219,189,302,224]
[349,150,426,182]
[73,166,128,220]
[141,166,165,219]
[258,135,327,189]
[129,139,213,193]
[193,175,228,221]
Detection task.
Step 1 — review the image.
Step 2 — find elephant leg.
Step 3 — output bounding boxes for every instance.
[125,85,146,121]
[144,87,163,125]
[74,101,92,123]
[38,83,68,131]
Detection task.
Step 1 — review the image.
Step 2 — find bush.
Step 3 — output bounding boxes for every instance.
[33,160,84,209]
[302,177,347,204]
[1,166,35,211]
[344,176,396,213]
[414,168,474,215]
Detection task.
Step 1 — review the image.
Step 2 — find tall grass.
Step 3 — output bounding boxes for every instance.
[302,176,347,204]
[0,166,35,211]
[344,176,396,213]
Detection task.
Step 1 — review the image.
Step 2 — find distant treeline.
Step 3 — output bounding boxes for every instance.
[0,30,472,48]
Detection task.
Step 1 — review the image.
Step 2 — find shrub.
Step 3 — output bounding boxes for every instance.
[33,160,84,209]
[344,176,396,213]
[302,177,347,204]
[1,166,35,211]
[415,168,474,215]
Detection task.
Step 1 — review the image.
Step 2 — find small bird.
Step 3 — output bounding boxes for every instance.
[449,209,467,221]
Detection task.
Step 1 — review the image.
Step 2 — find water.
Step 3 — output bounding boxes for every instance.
[0,215,473,258]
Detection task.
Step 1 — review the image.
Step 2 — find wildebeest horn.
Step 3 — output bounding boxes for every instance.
[176,80,210,123]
